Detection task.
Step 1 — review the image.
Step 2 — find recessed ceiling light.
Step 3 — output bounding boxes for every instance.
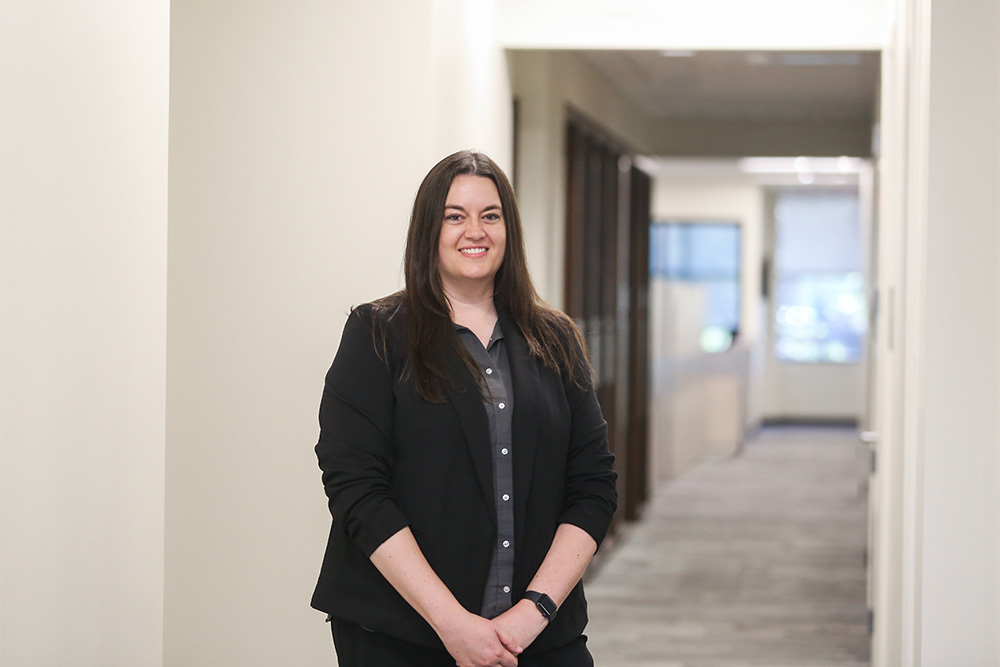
[738,157,863,175]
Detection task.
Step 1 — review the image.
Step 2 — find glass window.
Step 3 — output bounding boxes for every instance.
[772,190,866,363]
[651,222,741,353]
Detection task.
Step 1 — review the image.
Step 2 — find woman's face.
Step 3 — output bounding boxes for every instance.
[437,174,507,294]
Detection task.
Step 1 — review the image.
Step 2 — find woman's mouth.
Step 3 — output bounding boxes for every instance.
[459,247,488,256]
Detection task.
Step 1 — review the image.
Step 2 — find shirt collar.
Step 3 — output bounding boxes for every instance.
[455,319,505,346]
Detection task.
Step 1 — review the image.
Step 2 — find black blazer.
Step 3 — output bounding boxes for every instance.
[311,303,617,654]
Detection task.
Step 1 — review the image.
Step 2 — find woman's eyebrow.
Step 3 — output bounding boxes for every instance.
[444,203,502,212]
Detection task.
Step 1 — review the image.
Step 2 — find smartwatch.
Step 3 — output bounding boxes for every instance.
[523,590,558,621]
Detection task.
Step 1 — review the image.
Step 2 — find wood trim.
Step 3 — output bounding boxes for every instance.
[563,117,651,525]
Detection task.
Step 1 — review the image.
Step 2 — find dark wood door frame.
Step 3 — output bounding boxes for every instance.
[563,116,651,523]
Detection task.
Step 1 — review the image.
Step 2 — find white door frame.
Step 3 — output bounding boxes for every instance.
[869,0,931,663]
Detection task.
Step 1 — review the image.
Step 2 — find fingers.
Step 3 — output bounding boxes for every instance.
[490,604,545,653]
[454,646,518,667]
[491,645,519,667]
[493,623,523,656]
[442,613,520,667]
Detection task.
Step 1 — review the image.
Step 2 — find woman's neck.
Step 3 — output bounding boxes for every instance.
[442,280,494,313]
[443,282,497,347]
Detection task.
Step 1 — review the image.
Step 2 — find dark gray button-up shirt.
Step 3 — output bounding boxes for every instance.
[456,320,515,618]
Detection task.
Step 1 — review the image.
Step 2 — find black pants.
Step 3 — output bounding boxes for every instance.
[330,617,594,667]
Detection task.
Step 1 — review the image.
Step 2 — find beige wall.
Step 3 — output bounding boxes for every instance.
[763,360,862,420]
[166,1,511,665]
[917,0,999,660]
[431,0,514,161]
[0,2,169,665]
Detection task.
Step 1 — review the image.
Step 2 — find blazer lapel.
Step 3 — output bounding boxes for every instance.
[443,352,497,525]
[497,310,542,535]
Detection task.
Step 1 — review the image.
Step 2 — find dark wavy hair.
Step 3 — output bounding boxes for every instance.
[370,150,589,402]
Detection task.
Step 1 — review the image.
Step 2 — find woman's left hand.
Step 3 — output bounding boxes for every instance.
[492,599,548,651]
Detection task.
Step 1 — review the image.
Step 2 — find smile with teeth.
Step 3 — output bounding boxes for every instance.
[460,247,488,255]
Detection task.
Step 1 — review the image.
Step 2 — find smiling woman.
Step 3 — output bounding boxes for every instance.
[311,150,618,667]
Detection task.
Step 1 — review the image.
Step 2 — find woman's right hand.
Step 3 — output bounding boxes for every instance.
[436,611,522,667]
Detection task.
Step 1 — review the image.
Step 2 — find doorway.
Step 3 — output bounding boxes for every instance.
[762,184,870,424]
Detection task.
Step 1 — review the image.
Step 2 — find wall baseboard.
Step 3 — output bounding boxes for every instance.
[761,417,859,429]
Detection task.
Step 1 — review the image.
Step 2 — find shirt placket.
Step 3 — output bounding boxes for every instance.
[484,336,514,614]
[456,323,515,619]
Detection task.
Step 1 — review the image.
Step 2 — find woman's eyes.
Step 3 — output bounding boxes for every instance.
[443,213,502,223]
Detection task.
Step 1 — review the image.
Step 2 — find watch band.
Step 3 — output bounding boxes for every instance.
[523,590,557,620]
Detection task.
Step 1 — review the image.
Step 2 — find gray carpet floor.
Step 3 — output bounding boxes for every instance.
[585,426,871,667]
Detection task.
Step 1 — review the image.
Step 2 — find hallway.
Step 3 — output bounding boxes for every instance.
[585,426,870,666]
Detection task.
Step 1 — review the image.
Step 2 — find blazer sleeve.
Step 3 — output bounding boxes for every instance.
[315,305,410,556]
[558,338,618,548]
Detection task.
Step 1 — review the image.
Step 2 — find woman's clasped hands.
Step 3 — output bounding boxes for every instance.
[436,600,549,667]
[436,610,522,667]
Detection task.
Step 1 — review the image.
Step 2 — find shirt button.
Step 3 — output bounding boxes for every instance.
[498,402,505,409]
[485,368,493,375]
[503,585,511,594]
[501,448,509,455]
[502,540,510,548]
[502,493,510,501]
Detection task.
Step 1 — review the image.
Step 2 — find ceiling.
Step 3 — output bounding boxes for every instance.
[579,50,880,122]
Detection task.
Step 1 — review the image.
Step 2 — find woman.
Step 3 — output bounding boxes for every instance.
[312,150,617,667]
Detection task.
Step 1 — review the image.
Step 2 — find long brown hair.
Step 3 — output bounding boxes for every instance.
[372,150,589,402]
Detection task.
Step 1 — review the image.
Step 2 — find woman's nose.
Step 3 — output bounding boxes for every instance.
[464,219,485,238]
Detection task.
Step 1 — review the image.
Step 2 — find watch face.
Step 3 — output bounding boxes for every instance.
[538,594,557,617]
[525,590,557,619]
